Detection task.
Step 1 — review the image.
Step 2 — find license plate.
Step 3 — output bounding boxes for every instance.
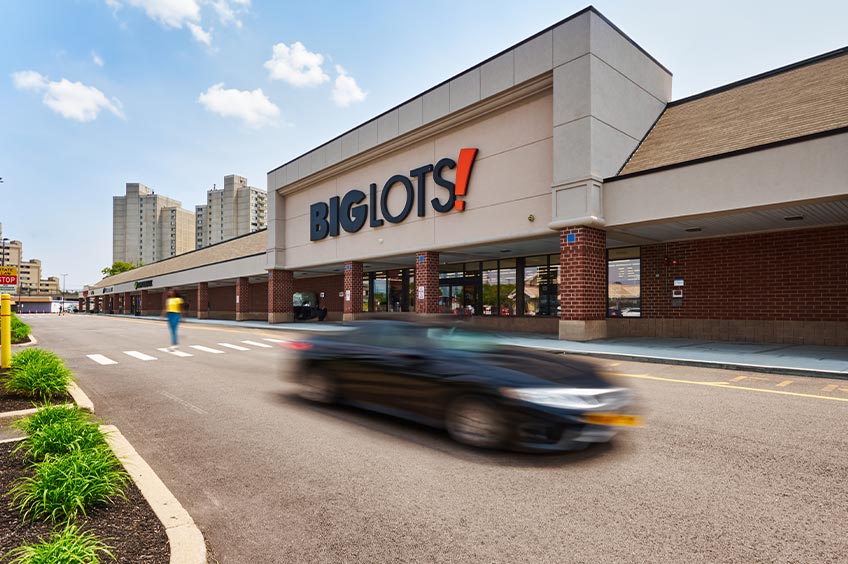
[582,413,642,427]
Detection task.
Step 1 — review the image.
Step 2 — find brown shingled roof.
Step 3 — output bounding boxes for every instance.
[90,230,266,289]
[618,48,848,176]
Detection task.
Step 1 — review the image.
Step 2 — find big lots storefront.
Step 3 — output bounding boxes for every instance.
[86,8,848,346]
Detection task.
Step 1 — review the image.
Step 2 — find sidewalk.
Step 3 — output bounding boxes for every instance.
[104,314,848,379]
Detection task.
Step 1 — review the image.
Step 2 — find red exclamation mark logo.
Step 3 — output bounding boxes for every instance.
[454,148,478,211]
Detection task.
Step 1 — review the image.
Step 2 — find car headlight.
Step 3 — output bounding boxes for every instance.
[500,387,632,410]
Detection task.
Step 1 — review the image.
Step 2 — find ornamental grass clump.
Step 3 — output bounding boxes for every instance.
[11,404,89,435]
[2,522,115,564]
[5,349,74,400]
[13,418,105,461]
[10,313,30,343]
[10,445,129,523]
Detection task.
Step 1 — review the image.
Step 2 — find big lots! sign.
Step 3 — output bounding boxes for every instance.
[309,148,478,241]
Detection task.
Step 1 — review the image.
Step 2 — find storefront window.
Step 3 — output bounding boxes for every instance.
[499,259,517,316]
[482,261,498,315]
[608,248,641,318]
[372,272,388,312]
[408,271,416,312]
[362,274,370,312]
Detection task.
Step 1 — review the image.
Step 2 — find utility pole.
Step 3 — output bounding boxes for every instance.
[61,273,68,315]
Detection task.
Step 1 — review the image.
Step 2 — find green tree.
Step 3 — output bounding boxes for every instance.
[101,261,138,278]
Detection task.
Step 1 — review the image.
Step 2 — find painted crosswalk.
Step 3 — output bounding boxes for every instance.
[189,345,225,354]
[87,337,285,365]
[87,354,118,365]
[157,348,194,357]
[241,340,272,348]
[218,343,250,351]
[123,351,157,361]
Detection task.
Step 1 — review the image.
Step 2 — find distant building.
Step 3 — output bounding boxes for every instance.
[113,183,196,265]
[0,231,62,296]
[38,276,60,295]
[195,175,266,249]
[19,258,41,294]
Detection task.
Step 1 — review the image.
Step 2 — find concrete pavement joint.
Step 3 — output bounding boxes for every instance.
[102,424,207,564]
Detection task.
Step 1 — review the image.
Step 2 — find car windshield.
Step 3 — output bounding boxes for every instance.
[425,327,498,351]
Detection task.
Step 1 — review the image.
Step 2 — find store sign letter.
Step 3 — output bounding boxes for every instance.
[309,148,478,241]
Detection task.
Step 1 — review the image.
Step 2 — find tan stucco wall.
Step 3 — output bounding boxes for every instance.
[284,91,553,269]
[282,92,555,269]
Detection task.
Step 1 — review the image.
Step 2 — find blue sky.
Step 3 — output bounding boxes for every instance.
[1,0,846,290]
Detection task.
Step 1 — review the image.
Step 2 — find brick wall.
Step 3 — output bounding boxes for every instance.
[197,282,209,318]
[343,262,363,314]
[641,226,848,322]
[295,275,344,312]
[415,252,440,314]
[559,227,606,321]
[208,286,235,314]
[268,270,294,315]
[249,281,268,312]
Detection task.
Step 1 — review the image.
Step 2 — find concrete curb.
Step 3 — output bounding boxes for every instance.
[68,381,95,412]
[11,334,38,348]
[102,425,207,564]
[539,348,848,380]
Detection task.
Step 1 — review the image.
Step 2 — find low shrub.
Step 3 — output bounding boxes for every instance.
[2,522,115,564]
[13,419,105,461]
[12,404,89,435]
[10,445,129,522]
[10,313,30,343]
[5,349,74,400]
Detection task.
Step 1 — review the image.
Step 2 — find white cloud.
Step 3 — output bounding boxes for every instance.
[187,22,212,46]
[11,70,47,91]
[210,0,250,28]
[264,42,329,87]
[91,51,104,67]
[122,0,200,28]
[332,65,366,107]
[198,83,279,127]
[11,71,125,122]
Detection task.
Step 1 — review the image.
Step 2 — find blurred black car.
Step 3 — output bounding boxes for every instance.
[280,321,639,452]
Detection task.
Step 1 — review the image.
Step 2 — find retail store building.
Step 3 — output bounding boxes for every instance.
[86,7,848,346]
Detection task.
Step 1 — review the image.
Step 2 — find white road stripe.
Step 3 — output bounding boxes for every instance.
[189,345,225,354]
[123,351,157,361]
[87,354,118,365]
[218,343,250,351]
[241,340,272,348]
[157,348,193,358]
[262,338,288,343]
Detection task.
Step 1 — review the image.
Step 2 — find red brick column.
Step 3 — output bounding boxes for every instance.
[196,282,209,319]
[268,269,294,323]
[415,251,440,314]
[559,226,607,340]
[235,277,250,321]
[94,297,102,313]
[85,297,90,312]
[140,290,151,315]
[343,261,363,320]
[122,292,131,314]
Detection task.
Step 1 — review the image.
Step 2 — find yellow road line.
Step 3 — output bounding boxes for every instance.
[776,380,793,387]
[603,372,848,403]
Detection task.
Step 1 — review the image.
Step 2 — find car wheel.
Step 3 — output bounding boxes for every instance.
[299,367,337,404]
[445,397,507,449]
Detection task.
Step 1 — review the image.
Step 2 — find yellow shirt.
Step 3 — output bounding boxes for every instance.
[166,297,184,313]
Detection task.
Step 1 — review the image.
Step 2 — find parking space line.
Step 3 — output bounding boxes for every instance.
[87,354,118,365]
[605,372,848,403]
[729,376,746,382]
[262,338,288,343]
[218,343,250,351]
[776,380,793,387]
[822,384,838,392]
[241,340,272,348]
[123,351,157,361]
[189,345,225,354]
[157,348,193,358]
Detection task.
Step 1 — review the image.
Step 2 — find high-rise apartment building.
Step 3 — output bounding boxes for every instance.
[113,183,195,264]
[195,175,266,249]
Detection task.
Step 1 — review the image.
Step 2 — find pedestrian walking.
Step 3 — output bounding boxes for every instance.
[162,289,184,351]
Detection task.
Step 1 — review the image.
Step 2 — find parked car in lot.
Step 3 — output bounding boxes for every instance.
[280,321,639,452]
[621,308,641,317]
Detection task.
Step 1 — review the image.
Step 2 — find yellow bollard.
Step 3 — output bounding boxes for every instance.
[1,293,10,369]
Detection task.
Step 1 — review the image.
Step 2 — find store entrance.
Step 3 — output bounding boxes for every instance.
[439,276,479,315]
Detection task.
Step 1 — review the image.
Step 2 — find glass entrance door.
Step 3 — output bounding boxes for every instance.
[439,276,480,315]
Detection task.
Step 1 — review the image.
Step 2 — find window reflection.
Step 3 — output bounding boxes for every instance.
[608,249,641,318]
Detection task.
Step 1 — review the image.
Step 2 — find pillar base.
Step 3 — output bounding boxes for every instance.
[236,312,249,322]
[197,312,209,319]
[268,312,293,324]
[342,313,359,322]
[559,320,607,341]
